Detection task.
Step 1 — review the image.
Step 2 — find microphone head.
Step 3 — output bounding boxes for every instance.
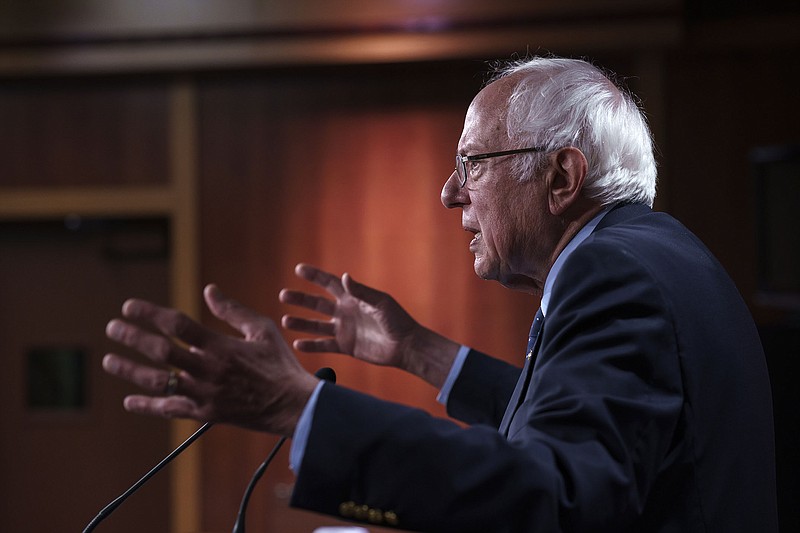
[314,367,336,384]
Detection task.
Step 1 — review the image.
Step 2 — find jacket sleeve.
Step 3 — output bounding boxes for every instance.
[291,241,684,532]
[446,348,521,427]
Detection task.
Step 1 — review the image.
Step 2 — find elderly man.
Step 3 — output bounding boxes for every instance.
[103,57,778,531]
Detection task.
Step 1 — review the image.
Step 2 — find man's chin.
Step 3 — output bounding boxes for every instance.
[473,257,541,294]
[472,257,497,281]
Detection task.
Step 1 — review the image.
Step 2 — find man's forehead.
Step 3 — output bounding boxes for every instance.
[471,76,516,114]
[460,77,517,147]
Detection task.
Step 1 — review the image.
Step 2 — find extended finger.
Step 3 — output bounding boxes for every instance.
[279,289,337,316]
[292,338,341,353]
[123,394,203,420]
[102,353,191,395]
[204,284,278,342]
[281,315,336,336]
[106,319,206,376]
[122,298,213,350]
[295,263,345,298]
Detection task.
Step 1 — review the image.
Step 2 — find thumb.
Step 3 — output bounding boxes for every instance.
[204,284,276,341]
[342,273,387,307]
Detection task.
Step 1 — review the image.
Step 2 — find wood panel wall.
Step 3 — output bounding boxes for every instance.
[1,2,799,532]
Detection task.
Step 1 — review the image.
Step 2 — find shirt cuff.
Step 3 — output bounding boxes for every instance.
[289,380,325,473]
[436,345,471,406]
[291,346,470,472]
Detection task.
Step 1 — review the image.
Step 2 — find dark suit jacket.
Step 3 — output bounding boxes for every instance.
[291,203,778,532]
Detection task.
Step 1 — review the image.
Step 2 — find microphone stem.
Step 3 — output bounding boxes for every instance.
[232,436,287,533]
[83,422,213,533]
[231,367,335,532]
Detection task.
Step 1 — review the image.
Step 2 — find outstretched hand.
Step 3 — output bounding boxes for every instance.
[103,284,318,437]
[280,264,460,388]
[279,264,418,368]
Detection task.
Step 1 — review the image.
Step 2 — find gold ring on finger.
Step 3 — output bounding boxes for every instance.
[164,370,179,396]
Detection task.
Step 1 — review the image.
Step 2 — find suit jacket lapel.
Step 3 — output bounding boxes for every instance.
[499,309,544,436]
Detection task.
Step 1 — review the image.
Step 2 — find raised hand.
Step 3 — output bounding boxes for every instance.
[279,264,417,367]
[103,284,318,437]
[279,264,460,388]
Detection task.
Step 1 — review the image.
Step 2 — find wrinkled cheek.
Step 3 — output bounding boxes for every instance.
[494,237,530,281]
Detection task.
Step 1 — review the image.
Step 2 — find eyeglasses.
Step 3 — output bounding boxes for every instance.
[454,146,545,187]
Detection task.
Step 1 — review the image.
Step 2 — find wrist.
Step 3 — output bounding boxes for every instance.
[402,326,460,389]
[268,372,319,437]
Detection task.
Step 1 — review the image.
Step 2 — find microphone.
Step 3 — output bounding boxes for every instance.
[83,421,213,533]
[232,367,336,533]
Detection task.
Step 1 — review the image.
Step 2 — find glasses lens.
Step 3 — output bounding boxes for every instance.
[455,155,466,187]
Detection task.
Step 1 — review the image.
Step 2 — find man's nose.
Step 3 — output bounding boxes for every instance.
[441,170,467,209]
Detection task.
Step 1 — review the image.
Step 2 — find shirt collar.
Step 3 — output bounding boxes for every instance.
[540,205,612,316]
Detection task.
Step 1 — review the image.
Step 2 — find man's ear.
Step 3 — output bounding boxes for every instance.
[548,147,588,216]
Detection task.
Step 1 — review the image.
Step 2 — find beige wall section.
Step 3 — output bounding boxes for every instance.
[0,21,683,76]
[0,1,684,76]
[0,186,172,217]
[0,0,681,38]
[167,79,203,533]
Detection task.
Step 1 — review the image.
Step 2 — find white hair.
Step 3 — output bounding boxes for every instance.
[491,57,657,207]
